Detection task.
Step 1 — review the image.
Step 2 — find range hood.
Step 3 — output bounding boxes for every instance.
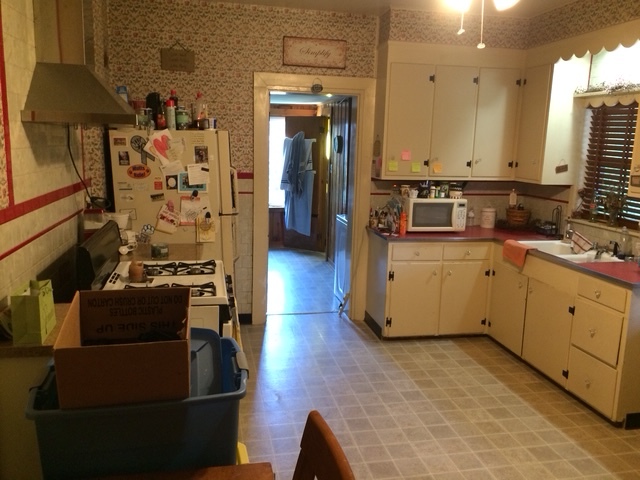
[21,0,136,126]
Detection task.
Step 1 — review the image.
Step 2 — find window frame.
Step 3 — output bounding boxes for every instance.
[579,101,639,228]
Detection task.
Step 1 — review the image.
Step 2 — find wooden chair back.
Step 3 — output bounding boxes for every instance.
[292,410,355,480]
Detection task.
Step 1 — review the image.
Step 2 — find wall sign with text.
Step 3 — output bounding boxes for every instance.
[283,37,347,69]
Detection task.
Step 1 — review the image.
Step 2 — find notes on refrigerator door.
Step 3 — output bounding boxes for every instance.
[196,212,216,243]
[155,201,180,234]
[187,163,210,185]
[180,195,210,226]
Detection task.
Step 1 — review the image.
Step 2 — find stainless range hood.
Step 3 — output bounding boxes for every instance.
[21,0,136,126]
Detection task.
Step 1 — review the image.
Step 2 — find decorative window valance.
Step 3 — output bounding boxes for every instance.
[526,18,640,66]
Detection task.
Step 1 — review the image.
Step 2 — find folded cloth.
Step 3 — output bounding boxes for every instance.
[571,231,593,253]
[502,239,535,268]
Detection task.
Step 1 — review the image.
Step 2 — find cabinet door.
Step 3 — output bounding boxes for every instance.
[522,278,573,386]
[515,64,552,182]
[488,261,528,356]
[439,260,489,335]
[387,261,441,337]
[429,65,479,178]
[381,62,435,179]
[472,68,521,179]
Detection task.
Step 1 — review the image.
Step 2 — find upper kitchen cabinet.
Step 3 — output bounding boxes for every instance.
[373,60,435,180]
[429,66,521,179]
[515,58,591,184]
[372,42,525,181]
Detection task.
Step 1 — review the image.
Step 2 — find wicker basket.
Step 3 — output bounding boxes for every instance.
[506,208,531,226]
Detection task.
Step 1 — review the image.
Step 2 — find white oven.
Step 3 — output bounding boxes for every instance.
[102,259,232,334]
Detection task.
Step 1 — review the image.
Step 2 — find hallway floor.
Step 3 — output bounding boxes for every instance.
[238,255,640,479]
[267,247,342,315]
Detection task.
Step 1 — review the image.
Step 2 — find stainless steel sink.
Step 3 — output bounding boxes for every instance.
[518,240,623,263]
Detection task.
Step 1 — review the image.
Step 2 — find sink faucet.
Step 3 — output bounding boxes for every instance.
[610,240,620,257]
[563,217,574,243]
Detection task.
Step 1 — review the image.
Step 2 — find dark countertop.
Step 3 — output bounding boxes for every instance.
[369,226,640,289]
[1,243,208,359]
[369,225,550,242]
[0,303,70,358]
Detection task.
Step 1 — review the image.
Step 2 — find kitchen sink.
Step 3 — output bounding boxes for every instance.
[518,240,623,263]
[518,240,574,255]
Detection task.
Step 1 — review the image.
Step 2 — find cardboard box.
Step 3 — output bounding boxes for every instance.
[53,288,191,409]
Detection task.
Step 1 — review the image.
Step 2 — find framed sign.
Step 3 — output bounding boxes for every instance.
[283,37,347,69]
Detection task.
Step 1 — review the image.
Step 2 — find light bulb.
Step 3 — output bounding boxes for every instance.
[493,0,520,11]
[445,0,473,13]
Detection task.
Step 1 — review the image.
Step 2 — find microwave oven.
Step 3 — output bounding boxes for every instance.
[404,198,467,232]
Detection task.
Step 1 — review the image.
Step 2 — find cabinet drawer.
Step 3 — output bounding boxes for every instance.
[568,346,617,419]
[572,297,622,367]
[392,243,442,261]
[443,243,490,261]
[577,275,627,312]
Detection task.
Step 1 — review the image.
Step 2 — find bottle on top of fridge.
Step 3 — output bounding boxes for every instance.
[194,92,208,121]
[169,89,179,109]
[165,99,176,130]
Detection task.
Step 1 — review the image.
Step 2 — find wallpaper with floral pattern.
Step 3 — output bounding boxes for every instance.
[100,0,640,178]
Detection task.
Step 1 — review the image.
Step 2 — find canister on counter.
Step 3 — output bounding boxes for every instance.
[151,243,169,259]
[480,207,496,229]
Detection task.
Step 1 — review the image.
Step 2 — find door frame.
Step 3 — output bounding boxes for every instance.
[253,72,375,324]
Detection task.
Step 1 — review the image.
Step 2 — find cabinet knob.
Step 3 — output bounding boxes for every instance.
[594,289,601,299]
[589,328,597,338]
[518,281,523,289]
[447,270,453,276]
[465,250,471,256]
[585,378,592,389]
[414,251,420,257]
[432,270,438,276]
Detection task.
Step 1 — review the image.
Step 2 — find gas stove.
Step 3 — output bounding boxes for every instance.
[103,259,230,307]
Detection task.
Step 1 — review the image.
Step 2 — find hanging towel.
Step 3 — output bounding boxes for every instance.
[502,239,535,268]
[284,169,315,236]
[280,131,306,195]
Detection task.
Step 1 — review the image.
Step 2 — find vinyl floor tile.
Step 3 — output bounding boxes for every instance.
[238,248,640,479]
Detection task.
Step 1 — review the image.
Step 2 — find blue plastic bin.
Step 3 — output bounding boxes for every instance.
[25,328,248,480]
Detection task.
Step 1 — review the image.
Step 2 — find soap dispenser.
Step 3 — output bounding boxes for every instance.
[620,226,631,258]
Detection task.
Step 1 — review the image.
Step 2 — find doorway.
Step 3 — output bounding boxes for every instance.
[266,96,352,315]
[253,72,376,324]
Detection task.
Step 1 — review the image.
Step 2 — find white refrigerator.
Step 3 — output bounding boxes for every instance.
[107,128,239,279]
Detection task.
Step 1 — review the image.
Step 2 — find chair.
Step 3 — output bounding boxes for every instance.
[292,410,355,480]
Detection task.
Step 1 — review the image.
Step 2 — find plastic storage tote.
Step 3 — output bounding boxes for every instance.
[25,328,248,480]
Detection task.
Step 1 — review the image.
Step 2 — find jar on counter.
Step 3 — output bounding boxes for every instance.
[480,207,496,229]
[176,106,191,130]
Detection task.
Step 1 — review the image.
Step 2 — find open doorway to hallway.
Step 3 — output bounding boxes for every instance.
[266,94,354,315]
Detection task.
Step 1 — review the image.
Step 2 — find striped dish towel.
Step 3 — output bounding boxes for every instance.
[571,231,593,254]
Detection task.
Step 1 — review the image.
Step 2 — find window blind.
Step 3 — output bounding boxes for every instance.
[581,101,639,225]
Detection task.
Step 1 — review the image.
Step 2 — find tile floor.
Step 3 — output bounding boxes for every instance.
[239,249,640,479]
[267,247,342,315]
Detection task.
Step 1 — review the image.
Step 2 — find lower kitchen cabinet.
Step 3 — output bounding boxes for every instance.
[440,243,490,335]
[566,275,629,422]
[365,233,489,338]
[487,254,528,355]
[522,278,574,387]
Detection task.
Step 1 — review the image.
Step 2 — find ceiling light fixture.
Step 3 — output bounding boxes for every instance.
[447,0,520,48]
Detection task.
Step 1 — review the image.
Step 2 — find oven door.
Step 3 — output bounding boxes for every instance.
[189,305,220,333]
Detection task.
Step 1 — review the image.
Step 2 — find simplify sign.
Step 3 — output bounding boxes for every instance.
[283,37,347,69]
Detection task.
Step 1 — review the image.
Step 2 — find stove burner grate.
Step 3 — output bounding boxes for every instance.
[142,262,178,277]
[171,281,217,297]
[175,260,217,276]
[124,283,171,289]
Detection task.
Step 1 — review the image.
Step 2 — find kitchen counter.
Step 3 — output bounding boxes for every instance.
[369,225,550,243]
[368,226,640,289]
[120,243,206,262]
[0,303,70,358]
